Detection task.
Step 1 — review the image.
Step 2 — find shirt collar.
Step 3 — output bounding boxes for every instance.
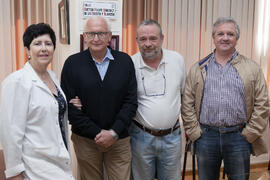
[92,48,114,64]
[138,49,166,69]
[211,49,238,64]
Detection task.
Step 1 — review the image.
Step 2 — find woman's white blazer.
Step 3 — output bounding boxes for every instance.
[0,62,74,179]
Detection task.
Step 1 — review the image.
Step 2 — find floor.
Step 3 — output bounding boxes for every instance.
[182,163,270,180]
[1,148,269,180]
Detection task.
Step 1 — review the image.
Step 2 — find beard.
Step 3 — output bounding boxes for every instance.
[141,48,161,60]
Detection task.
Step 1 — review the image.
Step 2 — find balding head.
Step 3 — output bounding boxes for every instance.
[83,16,112,60]
[84,16,111,32]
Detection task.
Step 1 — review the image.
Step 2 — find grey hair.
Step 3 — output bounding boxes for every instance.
[84,16,111,32]
[212,17,240,40]
[137,19,162,37]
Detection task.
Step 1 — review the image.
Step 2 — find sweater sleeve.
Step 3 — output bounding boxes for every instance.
[61,58,101,139]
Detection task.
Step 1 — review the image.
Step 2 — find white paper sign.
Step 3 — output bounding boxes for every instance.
[83,1,116,19]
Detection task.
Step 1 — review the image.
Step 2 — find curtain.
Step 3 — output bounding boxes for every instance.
[123,0,270,88]
[0,0,13,95]
[0,0,52,85]
[253,0,270,88]
[9,0,52,71]
[122,0,159,56]
[160,0,270,87]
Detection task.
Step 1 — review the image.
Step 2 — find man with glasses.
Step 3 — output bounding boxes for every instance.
[130,19,186,180]
[181,17,269,180]
[61,16,137,180]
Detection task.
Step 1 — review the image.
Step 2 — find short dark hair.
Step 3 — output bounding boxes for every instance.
[23,23,56,50]
[137,19,163,37]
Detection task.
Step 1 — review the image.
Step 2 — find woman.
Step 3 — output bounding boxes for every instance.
[0,23,74,180]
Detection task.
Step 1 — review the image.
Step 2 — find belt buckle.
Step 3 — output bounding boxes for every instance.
[153,129,160,136]
[152,129,162,136]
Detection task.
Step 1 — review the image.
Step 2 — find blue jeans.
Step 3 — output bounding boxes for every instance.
[129,122,182,180]
[195,124,251,180]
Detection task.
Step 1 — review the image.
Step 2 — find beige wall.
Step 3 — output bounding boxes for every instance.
[51,0,123,78]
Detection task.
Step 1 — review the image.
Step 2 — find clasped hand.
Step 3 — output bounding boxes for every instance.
[69,96,116,148]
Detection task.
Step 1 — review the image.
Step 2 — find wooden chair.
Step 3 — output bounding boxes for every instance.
[0,150,6,180]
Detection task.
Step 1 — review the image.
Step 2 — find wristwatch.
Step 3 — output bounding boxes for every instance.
[109,129,119,140]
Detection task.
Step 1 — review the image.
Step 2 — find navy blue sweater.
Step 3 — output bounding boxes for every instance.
[61,48,137,139]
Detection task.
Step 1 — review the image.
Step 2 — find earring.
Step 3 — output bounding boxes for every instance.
[28,55,31,60]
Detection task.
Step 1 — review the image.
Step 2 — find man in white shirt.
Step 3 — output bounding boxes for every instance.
[130,19,186,180]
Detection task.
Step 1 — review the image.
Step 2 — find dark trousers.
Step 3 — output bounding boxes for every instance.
[195,124,251,180]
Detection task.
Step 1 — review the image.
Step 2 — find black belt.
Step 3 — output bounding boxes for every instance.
[133,120,180,136]
[200,124,245,134]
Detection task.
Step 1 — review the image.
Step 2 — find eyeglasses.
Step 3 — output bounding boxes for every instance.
[140,63,166,97]
[142,74,166,97]
[85,32,109,39]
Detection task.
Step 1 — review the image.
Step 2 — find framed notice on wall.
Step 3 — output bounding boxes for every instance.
[83,1,117,19]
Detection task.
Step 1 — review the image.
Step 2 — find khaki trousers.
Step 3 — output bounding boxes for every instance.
[71,133,131,180]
